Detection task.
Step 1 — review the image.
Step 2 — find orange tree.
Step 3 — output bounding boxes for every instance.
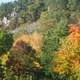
[52,24,80,80]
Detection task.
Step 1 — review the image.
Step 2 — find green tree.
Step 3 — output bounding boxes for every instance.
[67,0,77,11]
[39,18,68,78]
[44,0,68,10]
[0,30,13,55]
[18,0,46,23]
[0,2,14,18]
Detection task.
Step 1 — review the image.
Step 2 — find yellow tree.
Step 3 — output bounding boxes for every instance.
[7,32,43,75]
[52,24,80,80]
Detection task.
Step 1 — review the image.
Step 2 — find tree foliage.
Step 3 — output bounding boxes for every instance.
[52,24,80,80]
[0,30,13,55]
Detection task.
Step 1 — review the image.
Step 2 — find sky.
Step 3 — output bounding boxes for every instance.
[0,0,16,4]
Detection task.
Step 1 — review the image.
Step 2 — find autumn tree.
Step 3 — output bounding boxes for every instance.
[52,24,80,80]
[6,32,43,79]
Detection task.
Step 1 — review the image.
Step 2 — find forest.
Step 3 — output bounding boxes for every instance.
[0,0,80,80]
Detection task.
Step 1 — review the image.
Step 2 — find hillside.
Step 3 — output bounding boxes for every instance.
[0,0,80,80]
